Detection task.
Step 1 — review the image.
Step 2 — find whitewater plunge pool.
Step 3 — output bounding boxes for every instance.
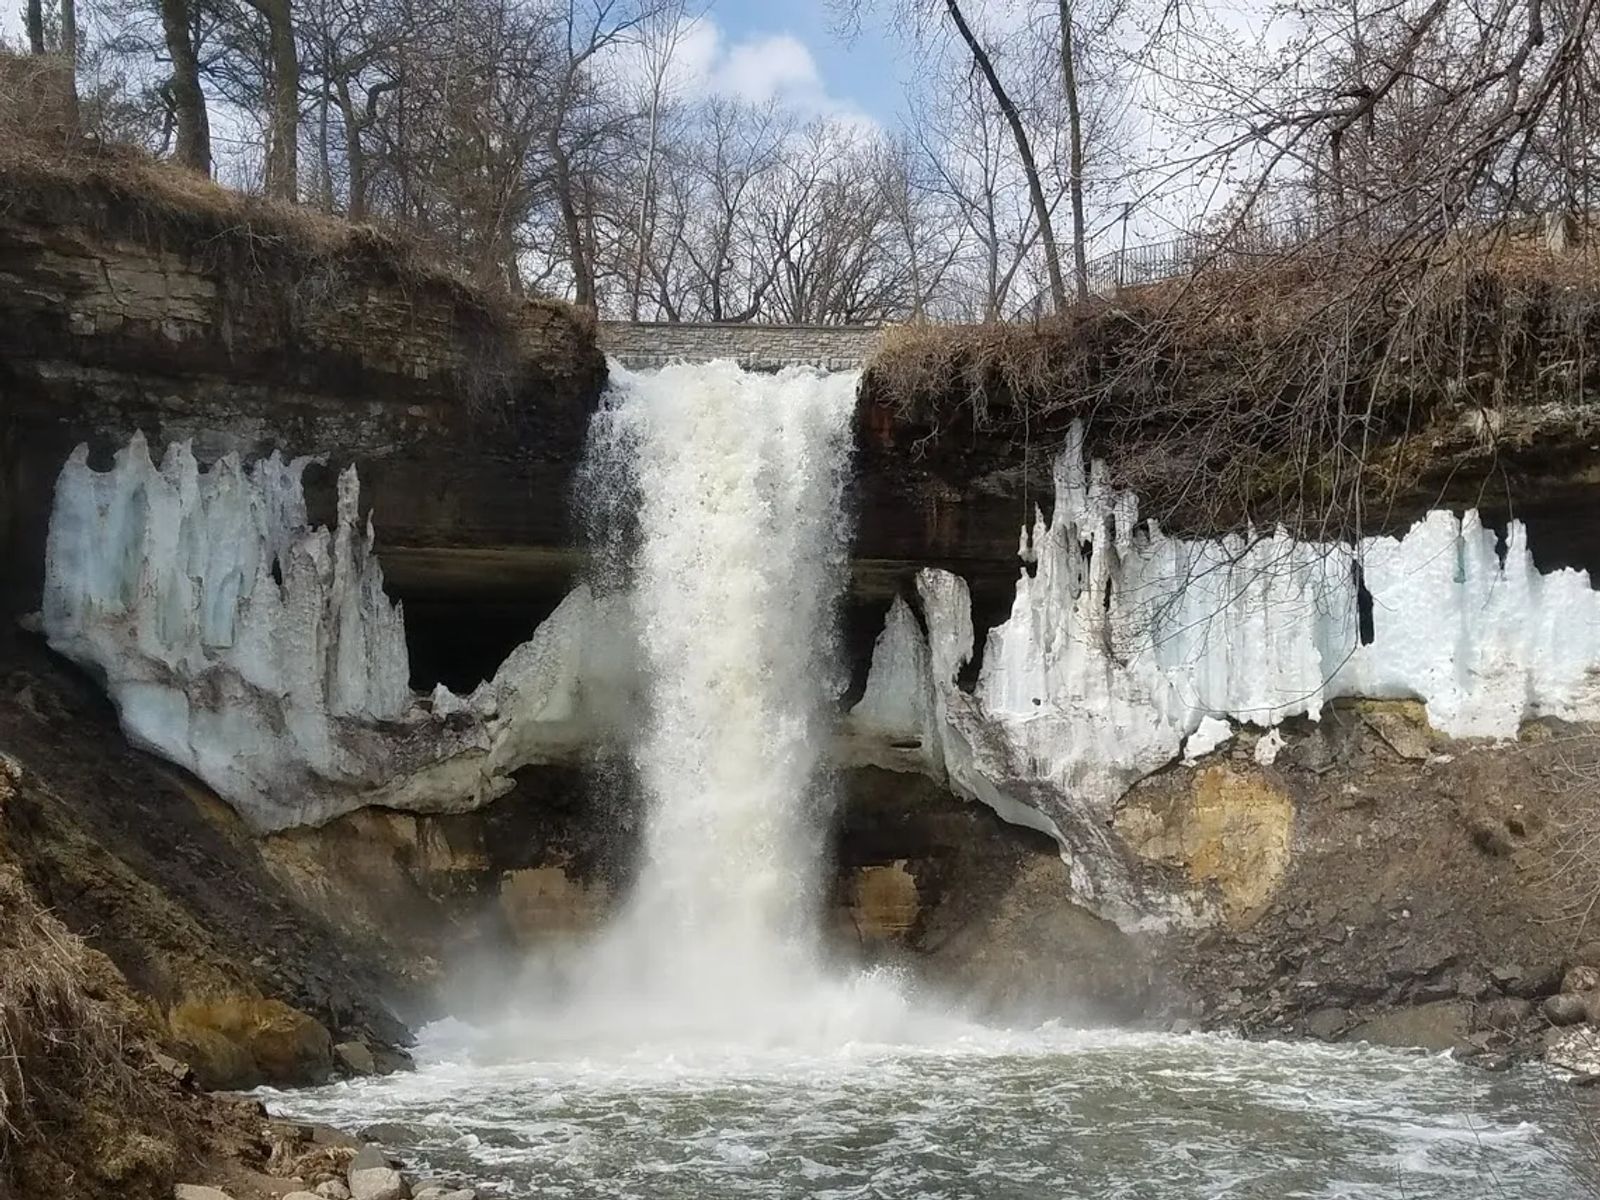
[265,1022,1600,1199]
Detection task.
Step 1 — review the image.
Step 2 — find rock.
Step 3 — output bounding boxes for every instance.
[169,996,333,1089]
[285,1193,324,1200]
[1476,996,1533,1031]
[1349,1002,1469,1052]
[174,1188,235,1200]
[1546,1026,1600,1074]
[1386,949,1458,984]
[1410,977,1458,1004]
[1453,968,1495,1001]
[1504,962,1563,1000]
[348,1167,407,1200]
[1168,1017,1196,1035]
[360,1123,428,1145]
[152,1050,195,1085]
[334,1041,377,1076]
[1544,992,1589,1026]
[1304,1007,1352,1041]
[1563,965,1600,994]
[316,1185,353,1200]
[350,1146,391,1173]
[372,1045,416,1075]
[1489,964,1525,990]
[1362,709,1433,760]
[1582,990,1600,1025]
[414,1190,475,1200]
[311,1125,364,1150]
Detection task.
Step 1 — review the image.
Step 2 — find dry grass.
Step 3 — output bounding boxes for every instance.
[0,62,579,334]
[864,236,1600,538]
[0,753,181,1198]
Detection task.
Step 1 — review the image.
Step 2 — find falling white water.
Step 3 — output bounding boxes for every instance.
[525,359,936,1049]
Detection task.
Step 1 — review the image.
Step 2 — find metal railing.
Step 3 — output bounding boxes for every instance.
[1084,215,1324,294]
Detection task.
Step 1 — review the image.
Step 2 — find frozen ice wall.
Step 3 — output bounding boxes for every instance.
[850,421,1600,899]
[38,434,613,830]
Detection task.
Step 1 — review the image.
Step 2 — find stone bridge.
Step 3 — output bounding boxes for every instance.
[598,321,882,373]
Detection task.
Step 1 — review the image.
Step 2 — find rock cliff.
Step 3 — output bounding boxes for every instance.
[0,139,605,634]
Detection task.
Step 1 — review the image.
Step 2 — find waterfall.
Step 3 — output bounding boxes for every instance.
[554,359,911,1044]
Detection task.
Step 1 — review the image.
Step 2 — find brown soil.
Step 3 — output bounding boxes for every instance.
[0,632,417,1067]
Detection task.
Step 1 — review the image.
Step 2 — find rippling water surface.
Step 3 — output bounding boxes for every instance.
[268,1019,1598,1199]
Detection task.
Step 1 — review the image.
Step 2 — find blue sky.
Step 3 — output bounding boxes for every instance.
[688,0,912,128]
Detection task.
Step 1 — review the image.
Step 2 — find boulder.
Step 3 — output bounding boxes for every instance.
[1544,992,1589,1026]
[316,1185,353,1200]
[1349,1002,1469,1052]
[169,996,334,1089]
[350,1146,391,1173]
[1546,1026,1600,1074]
[1503,962,1563,1000]
[1452,968,1495,1001]
[1563,965,1600,994]
[334,1041,378,1076]
[286,1193,324,1200]
[349,1167,408,1200]
[1489,964,1526,991]
[174,1188,235,1200]
[1475,996,1533,1031]
[360,1123,428,1145]
[414,1189,476,1200]
[1304,1007,1352,1041]
[372,1045,417,1075]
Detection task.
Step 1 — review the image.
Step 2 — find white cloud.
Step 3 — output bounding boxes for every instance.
[714,33,822,106]
[608,15,875,130]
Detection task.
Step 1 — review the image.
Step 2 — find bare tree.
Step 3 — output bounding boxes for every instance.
[941,0,1067,313]
[241,0,298,199]
[159,0,211,172]
[26,0,46,53]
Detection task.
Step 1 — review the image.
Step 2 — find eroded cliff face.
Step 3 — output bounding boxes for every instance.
[0,146,605,625]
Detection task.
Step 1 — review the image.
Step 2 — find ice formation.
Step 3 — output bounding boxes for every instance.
[851,420,1600,884]
[39,434,613,830]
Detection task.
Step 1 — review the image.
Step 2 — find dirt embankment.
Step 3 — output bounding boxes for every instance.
[0,634,421,1079]
[1115,701,1597,1060]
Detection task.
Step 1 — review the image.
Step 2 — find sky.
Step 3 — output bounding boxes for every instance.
[678,0,913,129]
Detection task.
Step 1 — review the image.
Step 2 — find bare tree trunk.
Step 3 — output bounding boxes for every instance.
[944,0,1067,313]
[316,82,334,212]
[336,86,368,220]
[550,132,595,309]
[55,0,80,126]
[1058,0,1089,302]
[161,0,211,174]
[247,0,300,201]
[26,0,44,53]
[630,98,661,320]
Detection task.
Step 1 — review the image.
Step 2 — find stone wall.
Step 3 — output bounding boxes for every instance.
[599,320,883,371]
